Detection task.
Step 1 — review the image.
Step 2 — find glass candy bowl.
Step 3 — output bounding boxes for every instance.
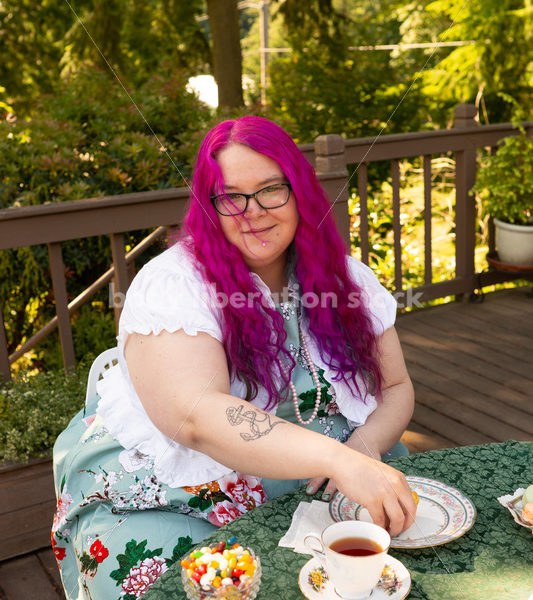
[181,542,262,600]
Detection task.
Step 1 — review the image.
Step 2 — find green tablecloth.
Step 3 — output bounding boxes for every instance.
[145,441,533,600]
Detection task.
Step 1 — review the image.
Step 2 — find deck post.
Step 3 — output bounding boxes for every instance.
[0,312,11,383]
[454,103,478,294]
[314,134,350,248]
[110,233,131,329]
[47,242,76,371]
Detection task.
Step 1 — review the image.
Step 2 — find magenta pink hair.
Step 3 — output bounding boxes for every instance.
[180,116,382,408]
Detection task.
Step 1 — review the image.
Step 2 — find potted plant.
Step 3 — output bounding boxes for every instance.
[474,119,533,266]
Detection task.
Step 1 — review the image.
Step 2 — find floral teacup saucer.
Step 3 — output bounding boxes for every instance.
[298,556,411,600]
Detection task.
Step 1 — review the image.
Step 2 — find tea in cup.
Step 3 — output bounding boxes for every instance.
[304,521,390,600]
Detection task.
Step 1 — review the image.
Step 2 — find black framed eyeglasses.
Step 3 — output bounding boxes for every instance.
[210,183,292,216]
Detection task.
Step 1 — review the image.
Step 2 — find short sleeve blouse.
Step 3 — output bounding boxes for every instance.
[345,256,397,336]
[117,243,223,348]
[96,243,397,487]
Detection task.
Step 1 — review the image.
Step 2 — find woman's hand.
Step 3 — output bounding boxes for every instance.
[328,446,416,537]
[304,438,415,537]
[304,326,416,534]
[305,436,380,501]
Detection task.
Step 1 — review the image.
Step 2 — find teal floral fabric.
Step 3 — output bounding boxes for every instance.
[144,441,533,600]
[51,296,360,599]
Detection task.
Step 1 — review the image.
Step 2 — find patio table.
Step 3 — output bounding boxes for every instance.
[145,440,533,600]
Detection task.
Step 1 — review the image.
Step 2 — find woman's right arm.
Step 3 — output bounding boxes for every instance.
[125,329,416,535]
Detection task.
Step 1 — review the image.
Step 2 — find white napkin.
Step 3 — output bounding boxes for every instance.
[278,500,334,554]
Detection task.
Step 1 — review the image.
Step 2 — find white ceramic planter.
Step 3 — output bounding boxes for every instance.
[494,218,533,266]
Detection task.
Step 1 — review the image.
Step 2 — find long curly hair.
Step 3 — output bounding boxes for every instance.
[180,116,381,408]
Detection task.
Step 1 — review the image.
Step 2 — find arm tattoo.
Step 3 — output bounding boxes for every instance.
[226,405,285,441]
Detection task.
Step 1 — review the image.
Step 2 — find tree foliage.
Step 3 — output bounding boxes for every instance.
[0,0,72,110]
[61,0,210,83]
[423,0,532,123]
[273,0,345,51]
[265,0,427,141]
[2,0,530,122]
[0,0,210,111]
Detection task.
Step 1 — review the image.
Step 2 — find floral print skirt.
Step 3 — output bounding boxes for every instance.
[51,405,307,600]
[52,384,407,600]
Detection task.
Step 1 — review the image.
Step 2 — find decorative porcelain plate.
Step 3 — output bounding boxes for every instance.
[329,476,476,549]
[298,556,411,600]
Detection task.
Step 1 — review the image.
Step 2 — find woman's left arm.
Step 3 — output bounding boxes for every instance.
[306,326,414,499]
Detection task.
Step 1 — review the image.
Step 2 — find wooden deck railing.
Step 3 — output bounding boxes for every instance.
[1,104,531,380]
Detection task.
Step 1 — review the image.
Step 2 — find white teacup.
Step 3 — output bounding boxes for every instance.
[304,521,391,600]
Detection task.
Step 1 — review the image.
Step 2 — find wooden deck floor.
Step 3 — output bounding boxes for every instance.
[1,287,532,600]
[398,286,533,453]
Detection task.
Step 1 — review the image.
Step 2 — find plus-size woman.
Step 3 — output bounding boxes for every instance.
[52,116,415,600]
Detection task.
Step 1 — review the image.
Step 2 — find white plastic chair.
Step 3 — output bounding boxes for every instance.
[84,347,119,406]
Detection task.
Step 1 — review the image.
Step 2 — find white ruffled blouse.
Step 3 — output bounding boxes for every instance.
[96,243,397,488]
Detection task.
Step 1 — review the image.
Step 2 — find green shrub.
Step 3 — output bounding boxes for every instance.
[1,67,211,372]
[0,68,212,209]
[0,363,90,464]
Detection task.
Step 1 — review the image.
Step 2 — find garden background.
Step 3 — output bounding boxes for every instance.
[1,0,532,464]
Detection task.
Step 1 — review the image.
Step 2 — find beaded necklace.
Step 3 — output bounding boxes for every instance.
[278,300,322,426]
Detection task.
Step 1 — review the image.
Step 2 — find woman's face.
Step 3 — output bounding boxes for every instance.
[215,143,299,277]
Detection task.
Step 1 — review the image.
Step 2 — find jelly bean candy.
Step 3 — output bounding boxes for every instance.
[191,571,202,583]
